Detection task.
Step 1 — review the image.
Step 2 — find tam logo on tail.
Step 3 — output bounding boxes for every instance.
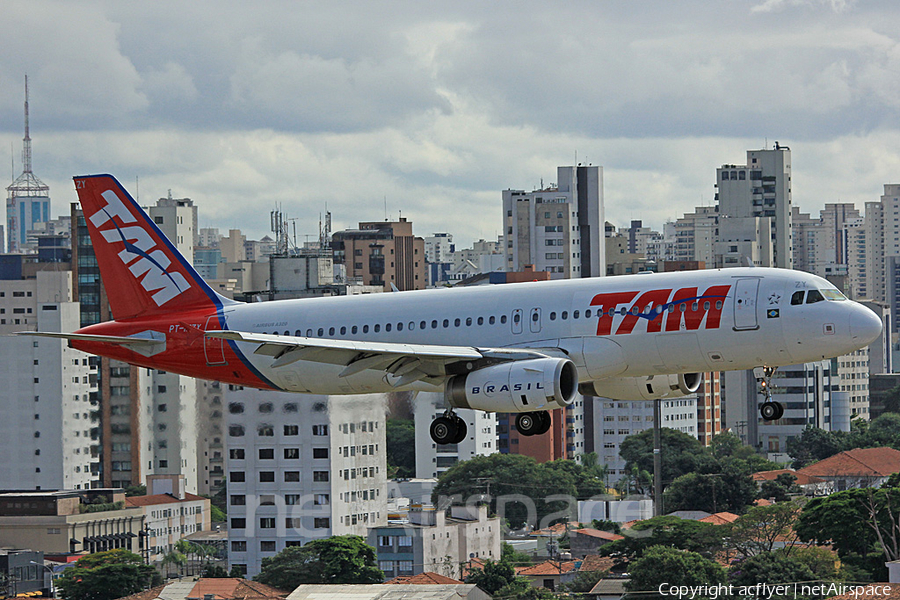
[89,188,191,307]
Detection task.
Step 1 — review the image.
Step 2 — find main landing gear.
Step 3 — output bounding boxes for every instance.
[515,411,552,437]
[758,366,785,421]
[428,410,553,444]
[430,412,468,445]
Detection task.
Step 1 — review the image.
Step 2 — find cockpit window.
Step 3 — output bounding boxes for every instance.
[822,289,846,301]
[791,291,805,305]
[806,290,825,304]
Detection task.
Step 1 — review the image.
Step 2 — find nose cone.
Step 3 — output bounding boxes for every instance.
[850,302,883,346]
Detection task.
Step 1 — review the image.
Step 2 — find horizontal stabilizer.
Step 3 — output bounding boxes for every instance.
[21,331,166,357]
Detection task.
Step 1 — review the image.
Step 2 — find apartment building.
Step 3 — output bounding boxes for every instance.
[0,268,97,490]
[225,388,388,577]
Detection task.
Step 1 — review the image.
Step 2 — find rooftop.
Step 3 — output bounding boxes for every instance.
[385,572,462,585]
[798,447,900,478]
[125,493,207,507]
[752,469,826,486]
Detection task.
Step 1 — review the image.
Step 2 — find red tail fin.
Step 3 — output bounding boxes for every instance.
[74,174,234,320]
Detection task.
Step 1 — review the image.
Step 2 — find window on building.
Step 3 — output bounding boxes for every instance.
[229,472,245,483]
[284,425,299,436]
[258,448,274,459]
[313,448,328,459]
[259,518,275,529]
[259,471,275,482]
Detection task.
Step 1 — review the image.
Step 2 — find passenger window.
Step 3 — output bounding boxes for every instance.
[573,310,580,319]
[454,318,461,327]
[532,312,539,322]
[374,324,381,332]
[806,290,825,304]
[477,317,484,325]
[432,320,438,329]
[703,302,710,311]
[466,317,472,326]
[283,330,289,336]
[420,321,427,329]
[363,325,369,333]
[351,325,358,334]
[585,309,592,318]
[715,301,722,310]
[306,329,313,336]
[513,314,520,324]
[501,315,508,324]
[328,327,335,336]
[317,328,324,336]
[791,291,805,305]
[340,326,346,335]
[550,312,557,320]
[562,311,568,320]
[489,316,496,324]
[397,322,403,331]
[294,330,301,336]
[442,319,449,328]
[385,323,392,332]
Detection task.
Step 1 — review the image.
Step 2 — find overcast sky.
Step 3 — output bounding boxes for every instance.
[3,0,900,247]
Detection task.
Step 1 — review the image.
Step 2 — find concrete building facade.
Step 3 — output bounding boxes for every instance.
[503,165,605,279]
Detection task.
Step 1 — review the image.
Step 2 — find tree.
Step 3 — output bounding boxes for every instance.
[56,550,161,600]
[619,428,708,487]
[493,578,557,599]
[386,418,416,478]
[228,565,245,578]
[201,564,230,578]
[727,502,802,559]
[432,453,577,529]
[501,542,533,568]
[254,536,382,588]
[758,473,800,503]
[464,559,517,595]
[599,516,725,561]
[161,549,187,577]
[728,551,815,597]
[627,545,726,597]
[591,519,621,534]
[795,488,887,579]
[663,464,756,514]
[560,568,610,593]
[124,484,146,497]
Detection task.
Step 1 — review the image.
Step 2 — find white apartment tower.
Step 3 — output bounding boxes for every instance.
[0,270,98,490]
[225,388,388,577]
[503,165,605,278]
[673,206,718,266]
[716,144,792,269]
[413,393,496,479]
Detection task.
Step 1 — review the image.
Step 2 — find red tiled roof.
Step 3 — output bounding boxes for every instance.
[620,520,639,529]
[385,572,462,585]
[754,498,773,507]
[116,578,287,600]
[187,579,287,600]
[752,469,826,486]
[572,528,624,541]
[530,522,583,536]
[798,448,900,478]
[698,512,739,525]
[516,560,578,576]
[125,493,208,507]
[579,555,617,572]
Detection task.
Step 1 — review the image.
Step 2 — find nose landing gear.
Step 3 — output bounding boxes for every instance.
[758,366,784,421]
[430,411,468,445]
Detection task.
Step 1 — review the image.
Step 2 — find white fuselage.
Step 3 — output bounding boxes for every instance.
[220,267,880,395]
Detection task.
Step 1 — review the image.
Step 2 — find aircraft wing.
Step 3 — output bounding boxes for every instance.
[205,330,552,387]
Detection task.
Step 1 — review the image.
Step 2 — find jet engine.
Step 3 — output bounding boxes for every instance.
[579,372,702,401]
[445,358,578,413]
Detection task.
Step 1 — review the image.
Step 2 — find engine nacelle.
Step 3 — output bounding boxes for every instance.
[578,372,702,401]
[445,358,578,413]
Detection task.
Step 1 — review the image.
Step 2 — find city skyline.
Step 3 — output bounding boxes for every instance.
[2,1,900,247]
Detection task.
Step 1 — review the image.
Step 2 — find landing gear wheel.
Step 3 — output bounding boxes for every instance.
[451,415,467,444]
[516,413,542,437]
[430,416,458,444]
[535,411,552,435]
[760,401,784,421]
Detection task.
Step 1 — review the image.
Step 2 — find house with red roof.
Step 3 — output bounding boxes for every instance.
[798,447,900,491]
[385,572,463,585]
[752,468,832,496]
[115,578,287,600]
[515,559,579,592]
[124,475,211,563]
[698,512,739,526]
[569,528,624,558]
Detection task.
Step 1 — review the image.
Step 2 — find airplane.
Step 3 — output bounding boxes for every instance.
[29,174,883,445]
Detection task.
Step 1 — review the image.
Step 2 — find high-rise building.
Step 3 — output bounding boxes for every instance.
[502,165,605,278]
[332,219,426,291]
[6,77,50,254]
[0,268,98,490]
[716,144,792,269]
[225,389,388,577]
[672,206,718,265]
